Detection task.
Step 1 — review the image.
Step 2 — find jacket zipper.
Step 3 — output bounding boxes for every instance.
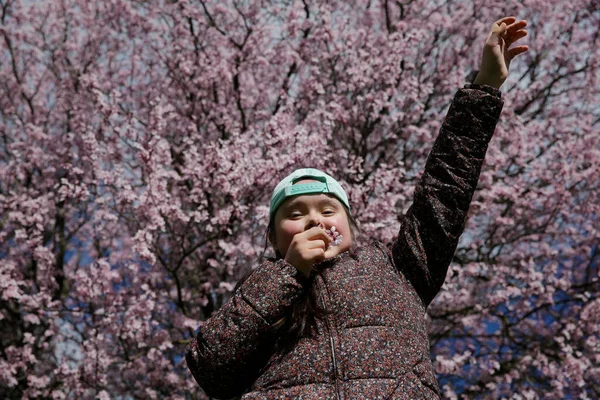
[329,333,341,400]
[316,275,342,400]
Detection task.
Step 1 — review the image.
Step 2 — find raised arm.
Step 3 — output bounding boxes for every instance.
[186,259,307,398]
[391,84,502,306]
[390,16,528,306]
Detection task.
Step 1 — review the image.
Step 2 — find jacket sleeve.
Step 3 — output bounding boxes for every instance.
[390,84,503,306]
[185,258,307,399]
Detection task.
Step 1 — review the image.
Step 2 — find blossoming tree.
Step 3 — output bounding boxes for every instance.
[1,0,598,398]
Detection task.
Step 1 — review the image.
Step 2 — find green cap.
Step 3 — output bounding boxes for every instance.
[269,168,350,221]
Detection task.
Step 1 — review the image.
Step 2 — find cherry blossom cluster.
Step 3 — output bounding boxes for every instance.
[324,226,343,247]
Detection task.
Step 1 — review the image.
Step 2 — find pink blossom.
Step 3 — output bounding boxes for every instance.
[324,225,344,247]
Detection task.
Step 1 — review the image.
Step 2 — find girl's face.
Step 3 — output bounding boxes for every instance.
[271,179,352,260]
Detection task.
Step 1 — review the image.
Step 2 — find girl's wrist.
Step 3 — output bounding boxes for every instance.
[472,73,503,89]
[465,83,502,98]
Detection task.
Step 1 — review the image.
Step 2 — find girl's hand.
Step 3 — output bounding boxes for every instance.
[474,16,529,89]
[284,227,332,277]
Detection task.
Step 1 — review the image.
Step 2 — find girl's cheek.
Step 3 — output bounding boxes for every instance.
[279,221,303,244]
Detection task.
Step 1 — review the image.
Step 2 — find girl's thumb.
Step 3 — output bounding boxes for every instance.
[492,22,507,40]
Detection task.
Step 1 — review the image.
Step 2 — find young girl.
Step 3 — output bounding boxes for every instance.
[186,17,529,399]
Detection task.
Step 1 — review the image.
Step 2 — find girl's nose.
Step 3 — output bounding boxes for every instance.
[306,217,324,230]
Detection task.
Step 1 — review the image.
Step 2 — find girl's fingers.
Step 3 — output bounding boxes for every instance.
[506,30,528,46]
[313,232,333,244]
[307,239,327,251]
[505,20,527,38]
[507,19,527,31]
[303,227,332,243]
[308,248,326,262]
[508,46,529,58]
[509,29,528,38]
[309,232,332,245]
[494,17,527,38]
[498,22,508,35]
[495,16,517,26]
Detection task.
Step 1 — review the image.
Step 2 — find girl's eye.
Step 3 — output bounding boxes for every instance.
[323,210,335,216]
[289,212,303,218]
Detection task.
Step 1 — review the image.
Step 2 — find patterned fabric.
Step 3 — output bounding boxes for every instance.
[186,84,503,399]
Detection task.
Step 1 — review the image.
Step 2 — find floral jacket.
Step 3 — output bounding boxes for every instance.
[186,84,504,399]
